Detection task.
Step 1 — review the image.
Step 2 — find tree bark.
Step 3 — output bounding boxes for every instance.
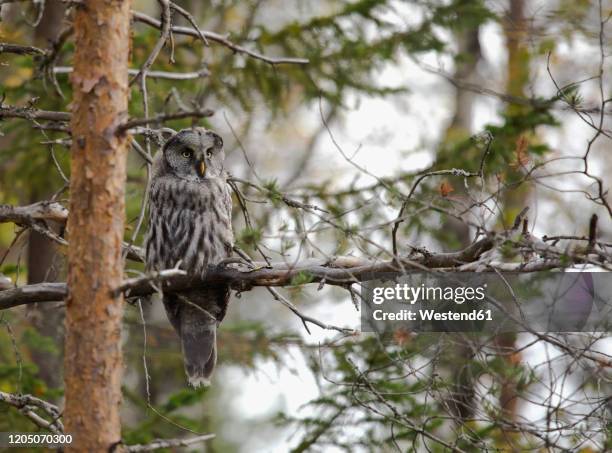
[63,1,132,451]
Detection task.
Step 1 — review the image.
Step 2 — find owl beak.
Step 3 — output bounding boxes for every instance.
[197,160,206,177]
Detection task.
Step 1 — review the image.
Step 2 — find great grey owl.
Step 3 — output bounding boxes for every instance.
[145,127,233,387]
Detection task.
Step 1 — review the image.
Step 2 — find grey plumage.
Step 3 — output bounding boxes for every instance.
[145,127,233,387]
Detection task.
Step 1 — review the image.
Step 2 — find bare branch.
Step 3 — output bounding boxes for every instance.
[229,176,329,213]
[0,42,46,55]
[265,286,354,334]
[54,66,210,80]
[132,11,309,65]
[0,104,71,122]
[0,201,68,225]
[125,434,215,452]
[0,202,144,262]
[117,109,214,133]
[0,103,213,135]
[0,391,215,451]
[0,391,63,433]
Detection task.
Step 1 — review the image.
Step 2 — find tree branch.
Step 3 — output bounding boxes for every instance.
[132,11,309,65]
[125,434,215,452]
[0,391,215,451]
[0,103,213,135]
[0,104,71,122]
[0,42,46,55]
[3,229,609,311]
[117,109,214,133]
[54,66,210,80]
[0,201,68,224]
[0,235,500,310]
[0,202,144,262]
[0,391,63,433]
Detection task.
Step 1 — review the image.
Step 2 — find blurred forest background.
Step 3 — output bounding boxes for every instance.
[0,0,611,451]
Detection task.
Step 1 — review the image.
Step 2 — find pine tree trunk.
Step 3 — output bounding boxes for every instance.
[441,25,482,425]
[63,1,132,451]
[496,1,529,445]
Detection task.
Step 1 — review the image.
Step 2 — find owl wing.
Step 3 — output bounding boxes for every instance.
[221,180,234,254]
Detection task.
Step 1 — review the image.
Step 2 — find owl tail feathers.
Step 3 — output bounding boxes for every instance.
[181,323,217,388]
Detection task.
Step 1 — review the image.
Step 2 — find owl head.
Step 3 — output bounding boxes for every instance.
[162,127,225,181]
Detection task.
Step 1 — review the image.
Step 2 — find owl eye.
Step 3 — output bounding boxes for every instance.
[181,150,192,158]
[205,149,213,158]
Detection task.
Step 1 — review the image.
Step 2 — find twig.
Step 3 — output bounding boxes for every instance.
[541,235,612,248]
[169,1,209,46]
[391,134,493,257]
[266,286,354,334]
[229,176,328,213]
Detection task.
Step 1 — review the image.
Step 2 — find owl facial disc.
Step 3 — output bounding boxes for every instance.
[162,127,225,181]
